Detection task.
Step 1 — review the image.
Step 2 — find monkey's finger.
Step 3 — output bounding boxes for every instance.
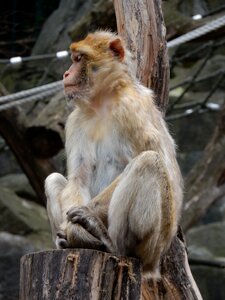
[100,237,115,253]
[57,230,67,239]
[67,206,89,220]
[70,216,82,224]
[56,237,69,249]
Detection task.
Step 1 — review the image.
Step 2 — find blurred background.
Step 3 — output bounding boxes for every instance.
[0,0,225,299]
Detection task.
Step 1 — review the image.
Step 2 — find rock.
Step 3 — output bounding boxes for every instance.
[179,0,209,16]
[0,173,36,201]
[0,187,50,235]
[177,151,202,177]
[27,231,53,250]
[0,138,22,176]
[186,222,225,259]
[187,222,225,300]
[68,0,116,41]
[29,91,68,141]
[170,55,225,93]
[0,232,35,300]
[191,266,225,300]
[163,0,195,39]
[32,0,116,77]
[168,110,219,176]
[199,195,225,225]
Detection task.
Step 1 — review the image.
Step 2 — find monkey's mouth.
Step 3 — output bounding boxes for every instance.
[64,84,80,97]
[64,84,79,91]
[64,81,85,92]
[64,84,76,88]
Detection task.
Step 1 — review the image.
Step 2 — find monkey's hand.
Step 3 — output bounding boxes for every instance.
[57,206,114,252]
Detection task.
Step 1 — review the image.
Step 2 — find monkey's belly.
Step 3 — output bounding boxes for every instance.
[89,158,126,198]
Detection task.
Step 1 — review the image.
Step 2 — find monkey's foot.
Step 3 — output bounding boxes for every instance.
[67,206,115,252]
[56,230,69,249]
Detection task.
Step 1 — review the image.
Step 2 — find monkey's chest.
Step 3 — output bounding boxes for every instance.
[89,137,133,198]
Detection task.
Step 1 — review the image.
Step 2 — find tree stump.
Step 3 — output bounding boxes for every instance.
[20,249,141,300]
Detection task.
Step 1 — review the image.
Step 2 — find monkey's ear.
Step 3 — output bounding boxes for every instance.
[109,38,125,61]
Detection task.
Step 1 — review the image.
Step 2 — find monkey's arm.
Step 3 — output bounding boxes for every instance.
[60,178,89,216]
[68,175,121,226]
[63,175,121,251]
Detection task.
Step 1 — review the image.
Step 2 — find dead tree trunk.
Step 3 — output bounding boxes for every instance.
[114,0,169,113]
[114,0,202,298]
[0,107,56,204]
[20,249,141,300]
[20,0,202,299]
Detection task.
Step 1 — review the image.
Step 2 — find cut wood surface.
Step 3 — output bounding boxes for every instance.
[20,249,142,300]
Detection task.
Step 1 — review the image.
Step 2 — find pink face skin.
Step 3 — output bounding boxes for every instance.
[63,53,87,103]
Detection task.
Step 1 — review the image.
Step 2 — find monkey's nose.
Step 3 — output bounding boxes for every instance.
[63,71,70,78]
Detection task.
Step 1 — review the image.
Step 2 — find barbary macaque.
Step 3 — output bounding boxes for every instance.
[45,31,183,277]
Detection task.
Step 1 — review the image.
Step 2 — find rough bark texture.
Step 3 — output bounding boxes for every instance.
[182,101,225,232]
[114,0,169,113]
[142,229,202,300]
[114,0,202,299]
[0,107,56,204]
[20,249,142,300]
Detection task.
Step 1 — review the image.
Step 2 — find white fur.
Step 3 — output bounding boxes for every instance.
[66,109,134,199]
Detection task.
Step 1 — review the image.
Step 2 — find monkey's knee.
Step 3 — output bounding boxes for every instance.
[45,173,68,241]
[133,150,161,169]
[123,151,161,177]
[45,172,67,200]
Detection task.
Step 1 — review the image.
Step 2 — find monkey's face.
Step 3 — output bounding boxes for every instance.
[63,31,127,107]
[63,52,89,106]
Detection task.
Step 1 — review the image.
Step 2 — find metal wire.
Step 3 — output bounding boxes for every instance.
[0,87,63,112]
[0,15,223,65]
[0,14,224,112]
[167,15,225,48]
[0,80,63,104]
[0,51,69,64]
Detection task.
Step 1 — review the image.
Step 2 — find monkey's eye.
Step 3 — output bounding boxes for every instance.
[74,54,82,62]
[91,64,98,72]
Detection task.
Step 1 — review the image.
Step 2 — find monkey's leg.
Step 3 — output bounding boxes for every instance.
[45,173,68,245]
[45,174,101,250]
[108,151,176,277]
[66,176,121,251]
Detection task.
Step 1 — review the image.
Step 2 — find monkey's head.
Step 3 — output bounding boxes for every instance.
[63,31,135,107]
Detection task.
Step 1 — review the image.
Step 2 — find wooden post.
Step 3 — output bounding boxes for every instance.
[113,0,203,299]
[20,249,141,300]
[113,0,169,113]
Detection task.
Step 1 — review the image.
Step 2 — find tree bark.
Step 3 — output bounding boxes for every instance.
[20,249,142,300]
[114,0,169,113]
[114,0,202,298]
[142,229,202,299]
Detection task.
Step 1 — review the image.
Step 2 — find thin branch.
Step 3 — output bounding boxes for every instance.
[168,44,215,113]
